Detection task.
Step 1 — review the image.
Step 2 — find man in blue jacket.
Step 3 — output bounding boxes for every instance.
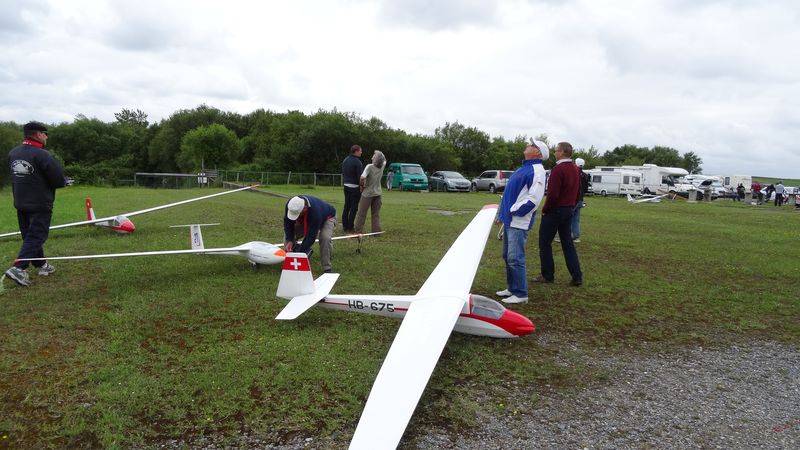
[284,195,336,272]
[495,141,548,304]
[5,121,67,287]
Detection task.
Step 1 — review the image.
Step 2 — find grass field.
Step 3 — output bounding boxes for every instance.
[1,185,799,448]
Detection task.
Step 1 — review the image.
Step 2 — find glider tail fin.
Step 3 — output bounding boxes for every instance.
[86,198,97,220]
[189,224,205,250]
[276,252,316,299]
[627,194,634,203]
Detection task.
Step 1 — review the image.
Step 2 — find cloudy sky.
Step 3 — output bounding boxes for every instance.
[1,0,798,177]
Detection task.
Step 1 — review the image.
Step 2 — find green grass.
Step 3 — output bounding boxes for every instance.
[1,186,799,448]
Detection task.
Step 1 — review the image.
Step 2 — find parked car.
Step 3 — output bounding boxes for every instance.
[471,170,513,193]
[429,171,471,192]
[387,163,429,191]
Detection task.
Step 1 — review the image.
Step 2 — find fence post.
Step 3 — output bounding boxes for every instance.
[288,172,291,185]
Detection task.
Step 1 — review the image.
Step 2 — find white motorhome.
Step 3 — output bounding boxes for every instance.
[718,175,753,193]
[683,175,728,198]
[617,164,690,195]
[586,168,643,196]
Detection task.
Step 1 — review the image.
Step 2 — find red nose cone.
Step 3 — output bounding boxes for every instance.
[115,219,135,233]
[498,309,535,336]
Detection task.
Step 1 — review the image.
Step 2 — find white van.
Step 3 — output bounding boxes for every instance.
[586,169,643,196]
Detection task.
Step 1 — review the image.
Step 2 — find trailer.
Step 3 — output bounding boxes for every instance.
[617,164,690,195]
[586,169,643,196]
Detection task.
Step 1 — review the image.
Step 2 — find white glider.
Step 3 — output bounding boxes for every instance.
[17,223,383,268]
[627,193,669,203]
[0,185,257,238]
[275,204,535,449]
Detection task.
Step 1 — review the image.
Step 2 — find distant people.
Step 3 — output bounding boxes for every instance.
[536,142,583,287]
[354,150,386,234]
[736,183,745,202]
[495,141,548,304]
[765,183,775,203]
[5,121,67,287]
[341,145,363,232]
[751,180,762,204]
[284,195,336,273]
[568,157,590,243]
[386,169,394,191]
[774,181,785,206]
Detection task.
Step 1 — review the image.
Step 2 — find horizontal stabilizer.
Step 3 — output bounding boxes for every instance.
[276,273,340,320]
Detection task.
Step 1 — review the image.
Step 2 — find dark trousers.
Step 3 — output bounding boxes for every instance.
[342,187,361,230]
[538,206,582,282]
[775,194,784,207]
[15,210,52,269]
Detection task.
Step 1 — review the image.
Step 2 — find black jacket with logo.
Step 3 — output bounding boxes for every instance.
[8,143,67,212]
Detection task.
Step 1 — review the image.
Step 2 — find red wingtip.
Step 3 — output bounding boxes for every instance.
[482,204,500,210]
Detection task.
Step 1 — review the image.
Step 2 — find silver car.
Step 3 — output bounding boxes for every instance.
[471,170,513,193]
[429,171,471,192]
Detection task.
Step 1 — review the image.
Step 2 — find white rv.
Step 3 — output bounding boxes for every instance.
[683,175,728,198]
[718,175,753,193]
[586,169,643,196]
[617,164,690,195]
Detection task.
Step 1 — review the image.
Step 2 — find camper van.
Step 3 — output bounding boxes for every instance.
[718,175,753,193]
[586,169,643,196]
[387,163,429,191]
[616,164,690,195]
[683,175,728,198]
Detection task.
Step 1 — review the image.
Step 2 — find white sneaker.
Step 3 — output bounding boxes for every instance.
[495,289,512,297]
[38,263,56,276]
[502,295,528,304]
[554,236,561,242]
[573,238,581,243]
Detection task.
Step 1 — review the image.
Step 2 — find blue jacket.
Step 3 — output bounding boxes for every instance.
[498,159,547,230]
[283,195,336,254]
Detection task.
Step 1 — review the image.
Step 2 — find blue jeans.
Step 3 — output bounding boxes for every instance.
[571,202,583,239]
[502,226,529,298]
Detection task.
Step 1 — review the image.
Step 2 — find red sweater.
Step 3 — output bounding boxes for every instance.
[543,160,580,213]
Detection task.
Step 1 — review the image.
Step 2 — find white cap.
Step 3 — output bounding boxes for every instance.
[286,196,305,220]
[533,140,549,160]
[575,157,585,167]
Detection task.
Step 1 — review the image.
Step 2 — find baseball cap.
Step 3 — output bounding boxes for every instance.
[533,140,549,160]
[575,157,585,167]
[286,196,305,220]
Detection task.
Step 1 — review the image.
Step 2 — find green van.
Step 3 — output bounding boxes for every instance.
[388,163,429,191]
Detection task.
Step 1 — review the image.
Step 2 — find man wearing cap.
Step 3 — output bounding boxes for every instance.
[536,142,583,287]
[5,121,67,287]
[341,145,363,233]
[284,195,336,272]
[495,141,548,305]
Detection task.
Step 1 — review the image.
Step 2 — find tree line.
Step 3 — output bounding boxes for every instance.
[1,105,703,186]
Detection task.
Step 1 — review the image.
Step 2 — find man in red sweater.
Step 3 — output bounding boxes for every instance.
[535,142,583,286]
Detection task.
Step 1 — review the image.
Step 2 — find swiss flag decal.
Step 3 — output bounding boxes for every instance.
[282,256,310,271]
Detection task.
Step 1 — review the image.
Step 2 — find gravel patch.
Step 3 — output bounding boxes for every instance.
[146,338,800,449]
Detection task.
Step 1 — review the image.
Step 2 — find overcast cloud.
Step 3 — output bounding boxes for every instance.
[1,0,798,177]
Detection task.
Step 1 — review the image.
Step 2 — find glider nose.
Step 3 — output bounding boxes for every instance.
[498,309,535,337]
[274,249,286,258]
[114,217,135,234]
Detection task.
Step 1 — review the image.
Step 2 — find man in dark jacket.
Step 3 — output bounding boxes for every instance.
[284,195,336,272]
[5,121,67,286]
[535,141,583,286]
[341,145,363,232]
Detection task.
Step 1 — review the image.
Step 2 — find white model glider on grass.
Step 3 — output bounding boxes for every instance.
[627,193,670,203]
[17,223,383,268]
[0,185,257,238]
[275,204,535,449]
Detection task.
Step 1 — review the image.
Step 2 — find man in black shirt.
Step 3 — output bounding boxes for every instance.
[5,122,67,287]
[341,144,363,232]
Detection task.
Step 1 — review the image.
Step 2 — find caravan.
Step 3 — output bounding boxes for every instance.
[585,168,643,196]
[616,164,690,195]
